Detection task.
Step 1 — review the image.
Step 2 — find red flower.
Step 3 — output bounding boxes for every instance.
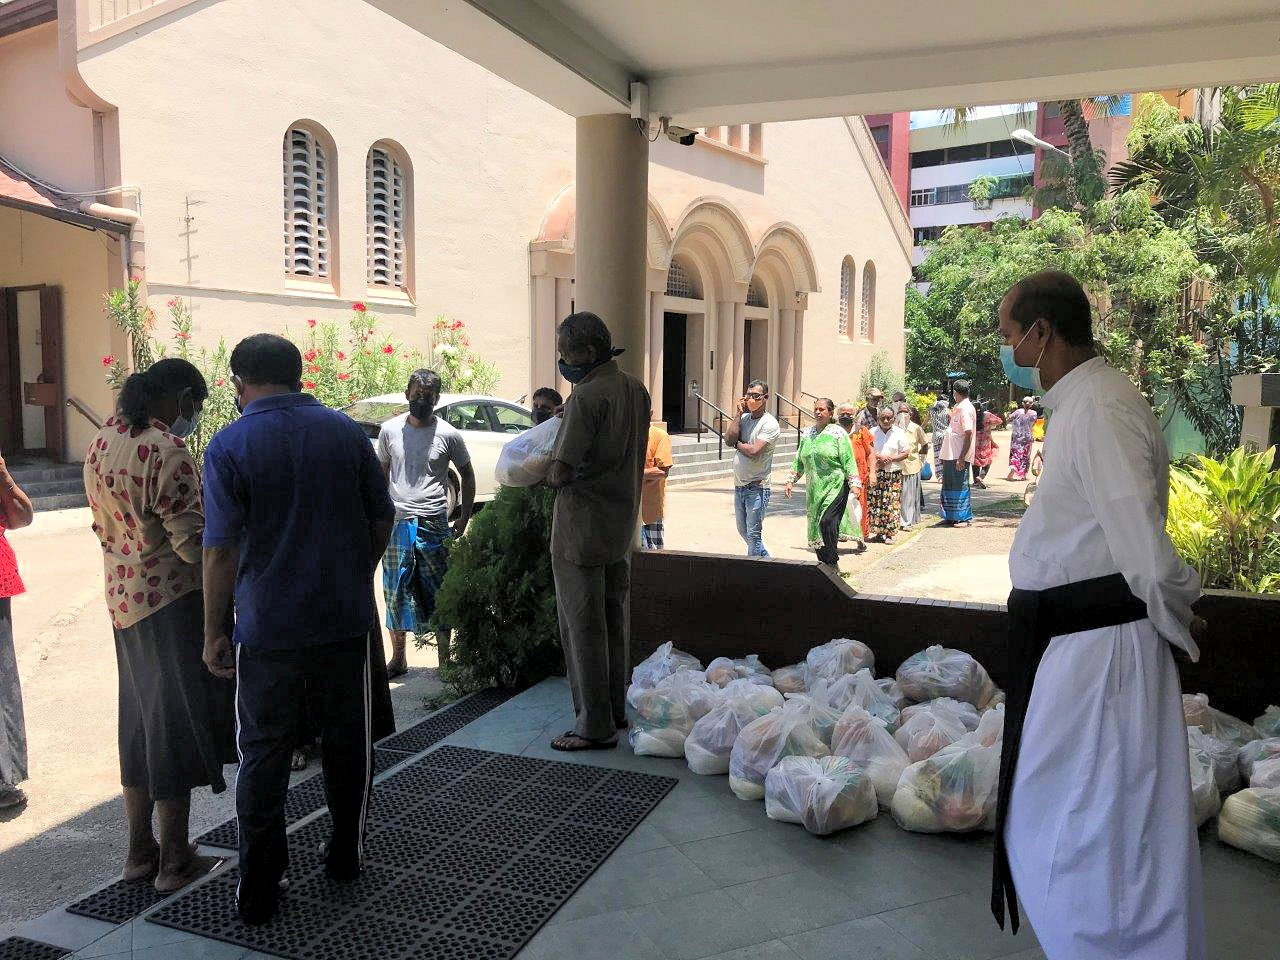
[462,337,471,347]
[307,363,321,374]
[307,318,317,328]
[337,351,346,361]
[130,275,141,284]
[352,302,367,313]
[102,355,116,367]
[382,344,395,355]
[166,297,179,309]
[176,331,191,340]
[303,381,317,391]
[215,378,225,387]
[450,320,463,330]
[303,349,317,362]
[337,372,350,381]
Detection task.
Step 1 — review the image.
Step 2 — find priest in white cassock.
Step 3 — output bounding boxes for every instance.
[990,270,1206,960]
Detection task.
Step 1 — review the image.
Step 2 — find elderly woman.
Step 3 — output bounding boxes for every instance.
[85,358,233,893]
[929,394,950,481]
[869,405,912,544]
[0,452,33,810]
[898,403,931,530]
[1006,396,1039,481]
[836,401,875,551]
[784,398,857,567]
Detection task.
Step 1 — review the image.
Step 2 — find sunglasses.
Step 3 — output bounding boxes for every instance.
[745,392,766,400]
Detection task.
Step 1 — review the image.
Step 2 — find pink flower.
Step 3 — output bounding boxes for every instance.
[303,349,318,362]
[307,318,317,328]
[215,378,225,387]
[382,344,395,355]
[336,351,346,361]
[166,297,179,309]
[352,302,367,313]
[307,363,321,374]
[130,275,141,284]
[102,355,116,367]
[337,372,350,381]
[303,381,317,391]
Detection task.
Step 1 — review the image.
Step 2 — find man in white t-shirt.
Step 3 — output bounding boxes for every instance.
[376,369,474,676]
[723,379,781,557]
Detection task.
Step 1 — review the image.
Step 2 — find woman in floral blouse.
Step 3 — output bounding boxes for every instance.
[85,359,232,893]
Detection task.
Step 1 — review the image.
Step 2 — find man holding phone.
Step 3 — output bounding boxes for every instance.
[724,379,781,557]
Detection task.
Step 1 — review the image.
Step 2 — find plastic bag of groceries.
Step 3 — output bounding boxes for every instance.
[1186,725,1241,794]
[627,669,721,758]
[631,642,703,692]
[899,697,981,733]
[1182,693,1258,748]
[1217,788,1280,863]
[829,705,910,806]
[771,663,807,695]
[765,756,877,835]
[891,728,1001,833]
[895,645,998,708]
[1251,756,1280,790]
[1188,739,1222,827]
[685,679,784,776]
[784,680,844,745]
[894,707,968,763]
[1255,705,1280,740]
[729,698,829,801]
[804,638,875,685]
[876,676,908,710]
[827,668,901,731]
[494,415,561,487]
[1239,738,1280,782]
[705,655,772,688]
[973,703,1005,746]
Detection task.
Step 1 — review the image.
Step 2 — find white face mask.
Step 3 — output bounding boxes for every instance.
[170,391,200,439]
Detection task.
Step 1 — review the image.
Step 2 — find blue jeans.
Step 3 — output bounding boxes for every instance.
[735,485,772,557]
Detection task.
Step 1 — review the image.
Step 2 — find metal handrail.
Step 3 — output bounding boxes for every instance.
[692,391,730,461]
[774,394,815,445]
[66,397,103,430]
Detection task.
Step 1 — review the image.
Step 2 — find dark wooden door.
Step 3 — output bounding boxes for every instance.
[662,312,687,432]
[0,290,20,455]
[38,286,66,461]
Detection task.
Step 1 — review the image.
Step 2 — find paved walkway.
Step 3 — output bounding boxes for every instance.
[17,678,1280,960]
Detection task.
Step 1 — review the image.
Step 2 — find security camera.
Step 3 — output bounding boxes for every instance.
[659,117,697,147]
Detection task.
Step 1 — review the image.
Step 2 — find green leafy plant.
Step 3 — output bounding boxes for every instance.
[904,389,936,425]
[1167,446,1280,593]
[429,485,562,692]
[291,304,425,409]
[858,350,904,400]
[429,315,501,395]
[968,175,999,205]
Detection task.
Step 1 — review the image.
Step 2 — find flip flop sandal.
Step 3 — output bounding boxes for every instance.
[551,731,619,752]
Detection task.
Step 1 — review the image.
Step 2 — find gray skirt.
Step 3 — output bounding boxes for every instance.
[901,471,924,527]
[0,597,27,787]
[114,590,235,800]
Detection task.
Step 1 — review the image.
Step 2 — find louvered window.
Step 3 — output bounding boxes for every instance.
[283,126,329,279]
[838,258,852,338]
[665,259,700,298]
[746,279,767,307]
[367,146,407,289]
[860,261,876,340]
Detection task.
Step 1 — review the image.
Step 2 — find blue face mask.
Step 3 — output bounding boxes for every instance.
[1000,324,1047,392]
[558,359,595,384]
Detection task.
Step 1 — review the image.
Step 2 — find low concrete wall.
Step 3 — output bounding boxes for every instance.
[630,550,1280,722]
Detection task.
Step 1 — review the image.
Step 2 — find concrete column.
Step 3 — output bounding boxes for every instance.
[575,114,649,379]
[531,275,557,394]
[732,302,746,399]
[717,301,736,414]
[793,309,805,404]
[766,307,781,405]
[649,293,665,421]
[554,277,573,398]
[778,307,796,403]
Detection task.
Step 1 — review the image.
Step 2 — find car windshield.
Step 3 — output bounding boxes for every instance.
[341,400,408,425]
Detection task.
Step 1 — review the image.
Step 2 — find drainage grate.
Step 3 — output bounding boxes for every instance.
[65,875,167,925]
[0,938,68,960]
[148,747,676,960]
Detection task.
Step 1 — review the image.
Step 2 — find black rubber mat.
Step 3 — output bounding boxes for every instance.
[148,746,677,960]
[0,938,68,960]
[65,875,168,925]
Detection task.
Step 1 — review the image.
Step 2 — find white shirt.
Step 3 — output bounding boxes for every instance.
[1009,356,1201,658]
[939,398,976,463]
[733,412,781,486]
[872,424,910,473]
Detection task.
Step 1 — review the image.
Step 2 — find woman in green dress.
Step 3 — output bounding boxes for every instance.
[784,397,858,567]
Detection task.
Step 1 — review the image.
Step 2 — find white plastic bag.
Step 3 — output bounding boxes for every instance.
[890,729,1001,833]
[631,642,703,692]
[685,679,784,776]
[899,697,980,733]
[1183,693,1258,748]
[804,638,874,685]
[764,756,877,835]
[785,680,843,745]
[895,645,997,707]
[876,676,907,709]
[705,655,772,688]
[1255,705,1280,740]
[1217,788,1280,863]
[728,698,829,800]
[1252,756,1280,790]
[893,707,967,762]
[494,415,561,487]
[828,668,901,731]
[771,663,807,695]
[829,705,910,807]
[1187,726,1241,795]
[1188,740,1221,827]
[1239,738,1280,782]
[626,669,721,758]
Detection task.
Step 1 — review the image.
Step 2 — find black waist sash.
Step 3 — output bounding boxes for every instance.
[991,572,1148,934]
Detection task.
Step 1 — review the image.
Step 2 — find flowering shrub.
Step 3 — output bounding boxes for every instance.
[429,315,500,395]
[288,310,423,410]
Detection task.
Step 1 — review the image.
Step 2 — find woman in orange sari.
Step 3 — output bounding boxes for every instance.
[836,401,876,551]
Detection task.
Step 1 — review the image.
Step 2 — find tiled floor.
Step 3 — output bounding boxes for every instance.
[16,677,1280,960]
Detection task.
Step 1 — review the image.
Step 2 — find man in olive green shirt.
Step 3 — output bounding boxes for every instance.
[546,312,650,751]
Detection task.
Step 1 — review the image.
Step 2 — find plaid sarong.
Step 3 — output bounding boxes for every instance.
[940,460,973,523]
[641,521,665,551]
[382,515,451,633]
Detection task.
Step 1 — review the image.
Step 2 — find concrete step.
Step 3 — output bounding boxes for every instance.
[9,463,83,484]
[20,477,85,499]
[31,492,89,512]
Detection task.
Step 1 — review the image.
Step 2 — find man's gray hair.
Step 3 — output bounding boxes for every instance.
[557,311,613,359]
[837,400,857,413]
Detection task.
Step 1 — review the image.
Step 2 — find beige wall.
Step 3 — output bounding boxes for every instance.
[0,207,119,460]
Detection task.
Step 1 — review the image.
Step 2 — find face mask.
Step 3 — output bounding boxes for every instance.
[558,359,595,384]
[1001,323,1048,392]
[532,408,553,425]
[170,392,199,438]
[409,397,435,421]
[837,414,854,428]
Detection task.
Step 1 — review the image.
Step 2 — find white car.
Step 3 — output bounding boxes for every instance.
[342,392,534,515]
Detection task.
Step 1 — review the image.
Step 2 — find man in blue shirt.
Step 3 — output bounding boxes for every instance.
[201,334,394,924]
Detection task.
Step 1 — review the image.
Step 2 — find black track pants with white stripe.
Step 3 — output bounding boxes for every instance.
[234,635,372,908]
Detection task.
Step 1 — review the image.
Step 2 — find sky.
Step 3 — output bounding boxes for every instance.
[909,104,1036,130]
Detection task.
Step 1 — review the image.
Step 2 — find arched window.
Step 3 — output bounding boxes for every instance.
[746,278,768,307]
[838,257,852,338]
[665,258,700,299]
[860,260,876,341]
[366,143,411,291]
[283,124,332,279]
